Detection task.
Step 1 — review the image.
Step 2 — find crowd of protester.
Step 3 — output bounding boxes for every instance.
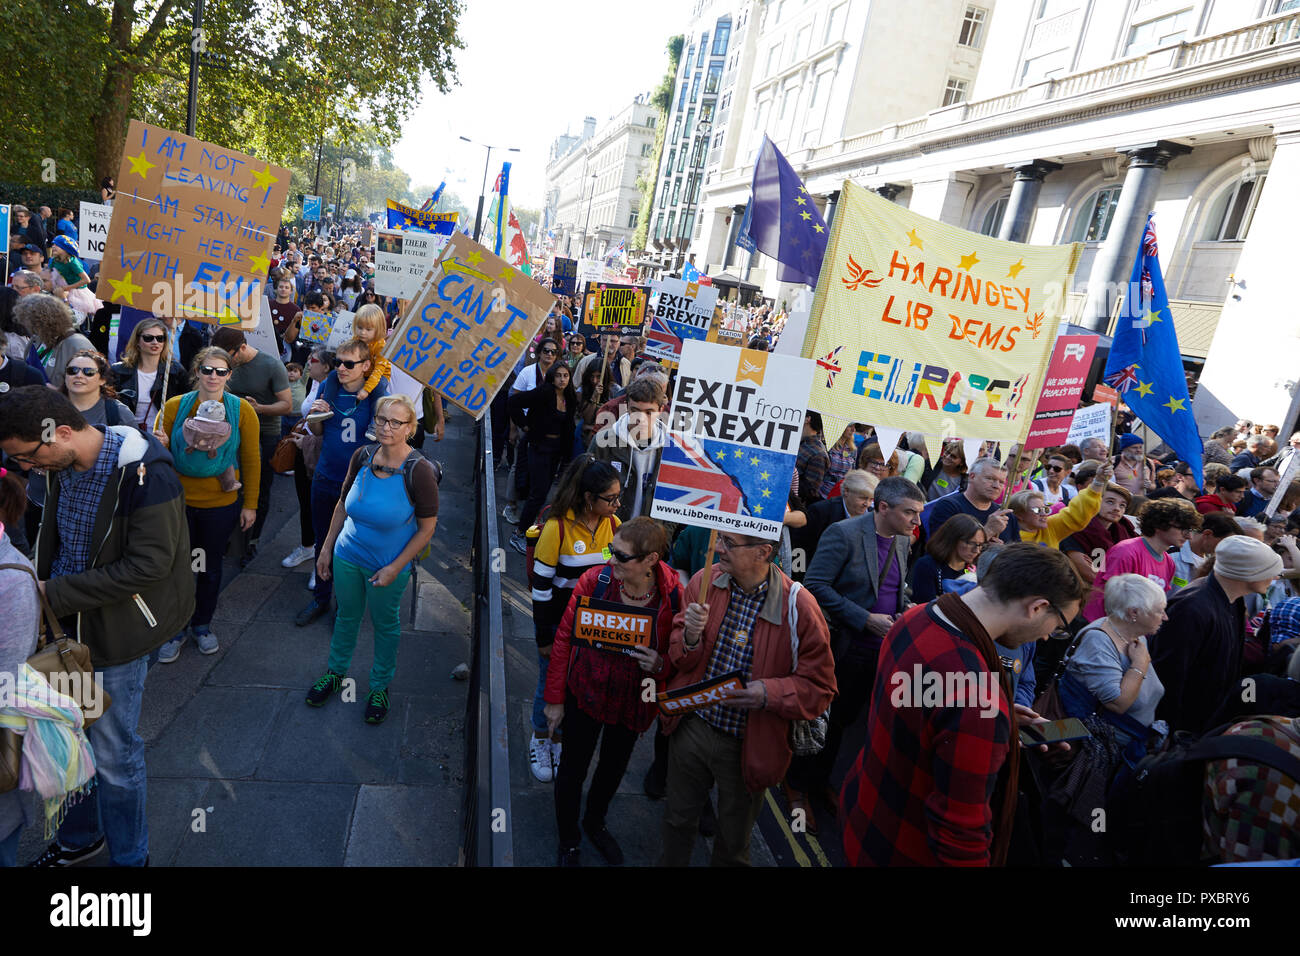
[1,204,1298,870]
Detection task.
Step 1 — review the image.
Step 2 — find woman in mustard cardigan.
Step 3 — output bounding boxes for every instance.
[1011,462,1114,549]
[155,346,261,661]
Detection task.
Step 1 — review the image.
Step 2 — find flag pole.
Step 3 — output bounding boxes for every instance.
[699,530,716,605]
[1105,284,1129,458]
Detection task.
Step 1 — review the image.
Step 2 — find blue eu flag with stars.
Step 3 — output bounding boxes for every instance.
[1103,214,1204,487]
[747,136,828,286]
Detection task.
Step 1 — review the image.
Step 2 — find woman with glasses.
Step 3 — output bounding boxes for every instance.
[1010,462,1112,551]
[58,349,133,427]
[908,514,986,603]
[508,362,578,552]
[525,455,622,784]
[305,395,438,725]
[111,318,189,431]
[156,347,261,661]
[543,516,680,866]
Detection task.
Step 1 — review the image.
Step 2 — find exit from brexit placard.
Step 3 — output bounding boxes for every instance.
[97,120,290,326]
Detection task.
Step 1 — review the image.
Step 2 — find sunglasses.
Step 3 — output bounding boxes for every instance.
[65,366,99,377]
[139,333,166,344]
[609,546,648,563]
[540,348,557,355]
[333,358,365,370]
[1045,463,1065,473]
[1028,506,1053,516]
[199,365,231,377]
[595,492,622,504]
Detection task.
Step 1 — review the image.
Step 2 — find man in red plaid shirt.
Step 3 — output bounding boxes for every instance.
[840,544,1086,866]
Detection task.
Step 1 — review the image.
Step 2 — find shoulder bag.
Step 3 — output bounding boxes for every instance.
[786,582,830,757]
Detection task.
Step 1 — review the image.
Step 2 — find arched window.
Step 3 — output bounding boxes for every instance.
[1068,185,1122,243]
[1200,173,1267,241]
[978,196,1008,237]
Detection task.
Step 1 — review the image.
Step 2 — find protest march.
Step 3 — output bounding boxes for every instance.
[2,3,1299,912]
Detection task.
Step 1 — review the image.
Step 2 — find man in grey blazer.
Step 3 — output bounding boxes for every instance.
[785,476,927,831]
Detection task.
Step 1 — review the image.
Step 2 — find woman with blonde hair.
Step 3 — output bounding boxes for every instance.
[14,293,93,389]
[111,318,188,430]
[306,394,439,724]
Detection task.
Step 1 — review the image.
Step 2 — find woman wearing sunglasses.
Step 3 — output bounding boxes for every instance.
[543,516,680,866]
[525,455,622,785]
[1009,461,1113,550]
[306,394,438,724]
[58,349,134,427]
[111,318,188,431]
[156,346,261,661]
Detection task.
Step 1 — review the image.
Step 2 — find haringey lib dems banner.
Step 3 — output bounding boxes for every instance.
[383,231,553,419]
[651,339,815,541]
[385,199,459,232]
[646,276,718,364]
[99,120,290,326]
[804,181,1080,447]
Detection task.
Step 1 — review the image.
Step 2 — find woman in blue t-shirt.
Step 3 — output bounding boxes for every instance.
[306,394,438,724]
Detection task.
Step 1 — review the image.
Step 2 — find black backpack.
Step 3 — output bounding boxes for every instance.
[1106,721,1300,866]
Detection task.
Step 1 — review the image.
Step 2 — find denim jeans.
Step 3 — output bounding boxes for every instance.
[0,823,20,867]
[56,656,150,866]
[326,556,410,692]
[310,476,344,606]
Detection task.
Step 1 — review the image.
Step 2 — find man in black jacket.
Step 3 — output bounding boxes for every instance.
[0,387,193,866]
[1151,535,1281,733]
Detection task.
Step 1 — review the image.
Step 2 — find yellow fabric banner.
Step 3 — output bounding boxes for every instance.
[803,181,1081,446]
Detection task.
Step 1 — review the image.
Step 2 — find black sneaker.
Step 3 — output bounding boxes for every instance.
[295,599,328,627]
[27,837,106,867]
[698,796,716,838]
[642,764,667,800]
[364,689,390,724]
[584,822,624,866]
[557,845,581,867]
[306,672,344,706]
[239,540,259,569]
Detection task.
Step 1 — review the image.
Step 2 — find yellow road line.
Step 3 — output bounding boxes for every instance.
[805,829,832,867]
[763,789,811,868]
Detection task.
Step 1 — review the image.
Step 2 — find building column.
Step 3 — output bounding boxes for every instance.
[819,189,843,232]
[873,184,903,202]
[1195,128,1300,437]
[1081,139,1191,332]
[907,173,979,225]
[997,159,1061,243]
[723,204,746,269]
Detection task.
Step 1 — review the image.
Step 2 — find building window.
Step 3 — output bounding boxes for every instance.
[958,6,987,48]
[700,100,715,123]
[942,77,968,106]
[796,25,811,59]
[672,179,681,206]
[678,82,689,111]
[666,211,676,238]
[1068,185,1123,243]
[1202,174,1267,241]
[1124,8,1193,57]
[671,116,681,144]
[684,108,695,140]
[677,148,687,172]
[686,45,695,69]
[775,0,785,24]
[645,114,656,129]
[691,137,706,166]
[690,71,702,101]
[1276,0,1300,11]
[979,196,1008,237]
[825,2,848,43]
[698,35,709,68]
[680,210,696,239]
[665,148,675,173]
[766,43,780,76]
[628,204,640,229]
[705,62,723,94]
[712,20,731,55]
[654,213,664,240]
[721,92,731,111]
[641,142,653,157]
[1020,48,1068,84]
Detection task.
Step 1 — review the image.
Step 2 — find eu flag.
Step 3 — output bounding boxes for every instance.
[1103,214,1204,487]
[748,136,828,286]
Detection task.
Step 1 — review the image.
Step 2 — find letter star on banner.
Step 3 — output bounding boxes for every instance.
[651,339,816,541]
[804,181,1081,447]
[383,231,553,419]
[99,120,290,326]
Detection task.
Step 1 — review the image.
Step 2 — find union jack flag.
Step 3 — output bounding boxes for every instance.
[1140,267,1153,304]
[1105,363,1141,393]
[1142,219,1159,258]
[645,312,682,360]
[655,432,748,513]
[817,346,843,388]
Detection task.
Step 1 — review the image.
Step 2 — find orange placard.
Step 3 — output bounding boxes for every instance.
[572,596,655,655]
[657,670,746,715]
[1092,383,1119,407]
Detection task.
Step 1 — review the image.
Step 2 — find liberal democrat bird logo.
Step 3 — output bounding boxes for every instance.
[817,346,843,388]
[841,255,884,291]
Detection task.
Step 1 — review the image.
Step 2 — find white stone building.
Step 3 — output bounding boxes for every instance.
[543,97,659,261]
[691,0,1300,433]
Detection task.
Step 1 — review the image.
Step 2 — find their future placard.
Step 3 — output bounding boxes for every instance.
[572,596,655,656]
[383,231,553,419]
[651,339,816,541]
[376,225,455,299]
[98,120,290,326]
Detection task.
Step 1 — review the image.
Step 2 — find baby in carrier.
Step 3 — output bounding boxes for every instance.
[183,400,241,492]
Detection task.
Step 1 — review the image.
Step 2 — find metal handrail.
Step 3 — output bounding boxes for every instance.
[461,406,513,866]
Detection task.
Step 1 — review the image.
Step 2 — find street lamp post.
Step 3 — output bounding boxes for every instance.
[461,136,519,245]
[582,172,597,259]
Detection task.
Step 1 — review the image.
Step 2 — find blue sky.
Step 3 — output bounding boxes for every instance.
[393,0,693,209]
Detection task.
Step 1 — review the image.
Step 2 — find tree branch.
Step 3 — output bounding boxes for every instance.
[132,0,180,58]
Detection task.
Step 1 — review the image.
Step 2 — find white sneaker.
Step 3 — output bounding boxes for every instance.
[550,739,562,775]
[281,545,315,568]
[529,735,554,782]
[502,503,520,525]
[307,570,317,590]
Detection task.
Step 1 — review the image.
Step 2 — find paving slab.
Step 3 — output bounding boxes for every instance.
[146,685,286,780]
[255,688,405,785]
[344,784,459,867]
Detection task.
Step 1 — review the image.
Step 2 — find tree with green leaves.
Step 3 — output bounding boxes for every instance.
[632,34,683,253]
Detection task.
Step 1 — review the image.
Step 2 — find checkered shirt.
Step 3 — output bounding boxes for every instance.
[699,578,768,737]
[1269,597,1300,645]
[52,428,122,578]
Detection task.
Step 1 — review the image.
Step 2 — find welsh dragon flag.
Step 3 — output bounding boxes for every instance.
[486,185,531,274]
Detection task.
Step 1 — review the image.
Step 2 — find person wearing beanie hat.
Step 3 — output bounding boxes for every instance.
[1150,534,1282,733]
[1112,433,1156,499]
[46,234,91,296]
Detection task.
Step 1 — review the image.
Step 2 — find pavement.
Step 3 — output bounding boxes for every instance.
[17,412,476,867]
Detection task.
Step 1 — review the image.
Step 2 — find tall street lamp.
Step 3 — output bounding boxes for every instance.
[582,171,597,258]
[461,136,519,244]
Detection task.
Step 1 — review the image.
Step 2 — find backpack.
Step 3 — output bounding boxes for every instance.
[524,504,564,592]
[356,443,442,562]
[590,565,681,618]
[1106,721,1300,866]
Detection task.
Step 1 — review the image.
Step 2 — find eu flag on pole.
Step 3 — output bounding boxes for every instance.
[1103,214,1204,487]
[748,136,828,286]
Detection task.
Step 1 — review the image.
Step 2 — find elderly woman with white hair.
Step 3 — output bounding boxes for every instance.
[1062,573,1169,762]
